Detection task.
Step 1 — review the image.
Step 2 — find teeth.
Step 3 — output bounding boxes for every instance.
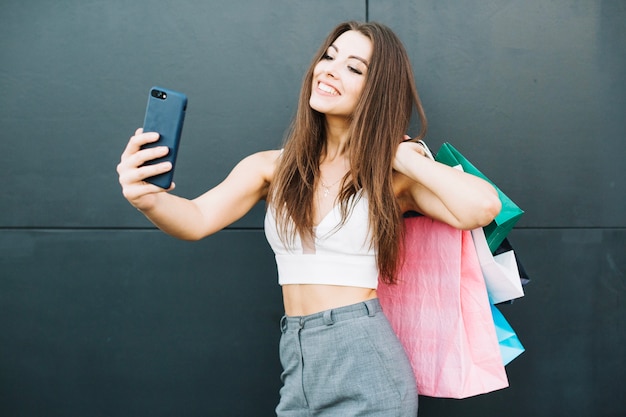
[318,82,338,95]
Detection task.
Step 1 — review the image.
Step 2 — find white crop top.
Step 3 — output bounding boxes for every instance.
[264,194,379,289]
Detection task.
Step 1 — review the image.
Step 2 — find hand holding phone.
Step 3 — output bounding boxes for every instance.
[140,86,187,189]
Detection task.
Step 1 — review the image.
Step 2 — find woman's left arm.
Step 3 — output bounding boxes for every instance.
[393,140,501,230]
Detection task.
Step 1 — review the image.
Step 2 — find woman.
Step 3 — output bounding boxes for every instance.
[117,21,501,416]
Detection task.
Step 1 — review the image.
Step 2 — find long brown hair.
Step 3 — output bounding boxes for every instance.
[269,21,427,284]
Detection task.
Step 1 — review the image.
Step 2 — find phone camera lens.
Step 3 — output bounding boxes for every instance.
[151,89,166,99]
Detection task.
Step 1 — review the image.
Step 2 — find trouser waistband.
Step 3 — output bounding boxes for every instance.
[280,298,382,332]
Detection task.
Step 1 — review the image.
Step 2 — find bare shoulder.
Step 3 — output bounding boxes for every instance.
[234,149,282,184]
[249,149,282,165]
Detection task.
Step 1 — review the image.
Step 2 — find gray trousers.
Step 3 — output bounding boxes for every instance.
[276,299,418,416]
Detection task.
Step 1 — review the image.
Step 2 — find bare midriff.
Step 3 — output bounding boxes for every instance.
[282,284,378,316]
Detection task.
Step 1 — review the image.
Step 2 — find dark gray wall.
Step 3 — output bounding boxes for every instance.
[1,1,624,416]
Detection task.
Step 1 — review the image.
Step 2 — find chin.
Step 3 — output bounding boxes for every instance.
[309,98,327,114]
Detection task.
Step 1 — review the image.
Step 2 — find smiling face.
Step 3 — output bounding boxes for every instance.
[309,30,373,120]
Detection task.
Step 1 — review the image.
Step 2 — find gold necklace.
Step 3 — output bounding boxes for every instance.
[320,176,343,198]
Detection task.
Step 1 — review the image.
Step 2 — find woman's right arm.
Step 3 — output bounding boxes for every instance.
[117,128,278,240]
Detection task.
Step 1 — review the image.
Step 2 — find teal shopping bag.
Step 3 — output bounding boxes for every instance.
[491,304,525,365]
[436,143,524,252]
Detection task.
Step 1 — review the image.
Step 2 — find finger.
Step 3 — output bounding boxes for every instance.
[118,157,171,186]
[130,131,160,149]
[120,142,169,173]
[121,180,165,203]
[122,130,160,158]
[118,146,164,177]
[134,145,170,167]
[133,161,173,184]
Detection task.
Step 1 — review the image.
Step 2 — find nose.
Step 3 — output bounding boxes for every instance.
[322,60,339,79]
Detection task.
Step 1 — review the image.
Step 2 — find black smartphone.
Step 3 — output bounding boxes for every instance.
[140,86,188,189]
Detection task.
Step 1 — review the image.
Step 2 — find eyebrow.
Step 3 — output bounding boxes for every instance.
[329,44,369,67]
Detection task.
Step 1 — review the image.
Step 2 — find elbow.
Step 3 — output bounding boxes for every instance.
[163,227,206,242]
[474,189,502,228]
[178,224,221,241]
[457,188,501,230]
[482,194,502,226]
[181,234,203,242]
[183,226,214,241]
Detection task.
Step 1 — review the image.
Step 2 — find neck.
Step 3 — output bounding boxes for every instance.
[323,116,350,162]
[319,117,350,191]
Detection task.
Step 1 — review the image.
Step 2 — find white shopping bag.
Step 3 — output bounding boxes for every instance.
[471,228,524,304]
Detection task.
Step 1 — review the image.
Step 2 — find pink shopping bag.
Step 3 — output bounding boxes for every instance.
[378,216,509,398]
